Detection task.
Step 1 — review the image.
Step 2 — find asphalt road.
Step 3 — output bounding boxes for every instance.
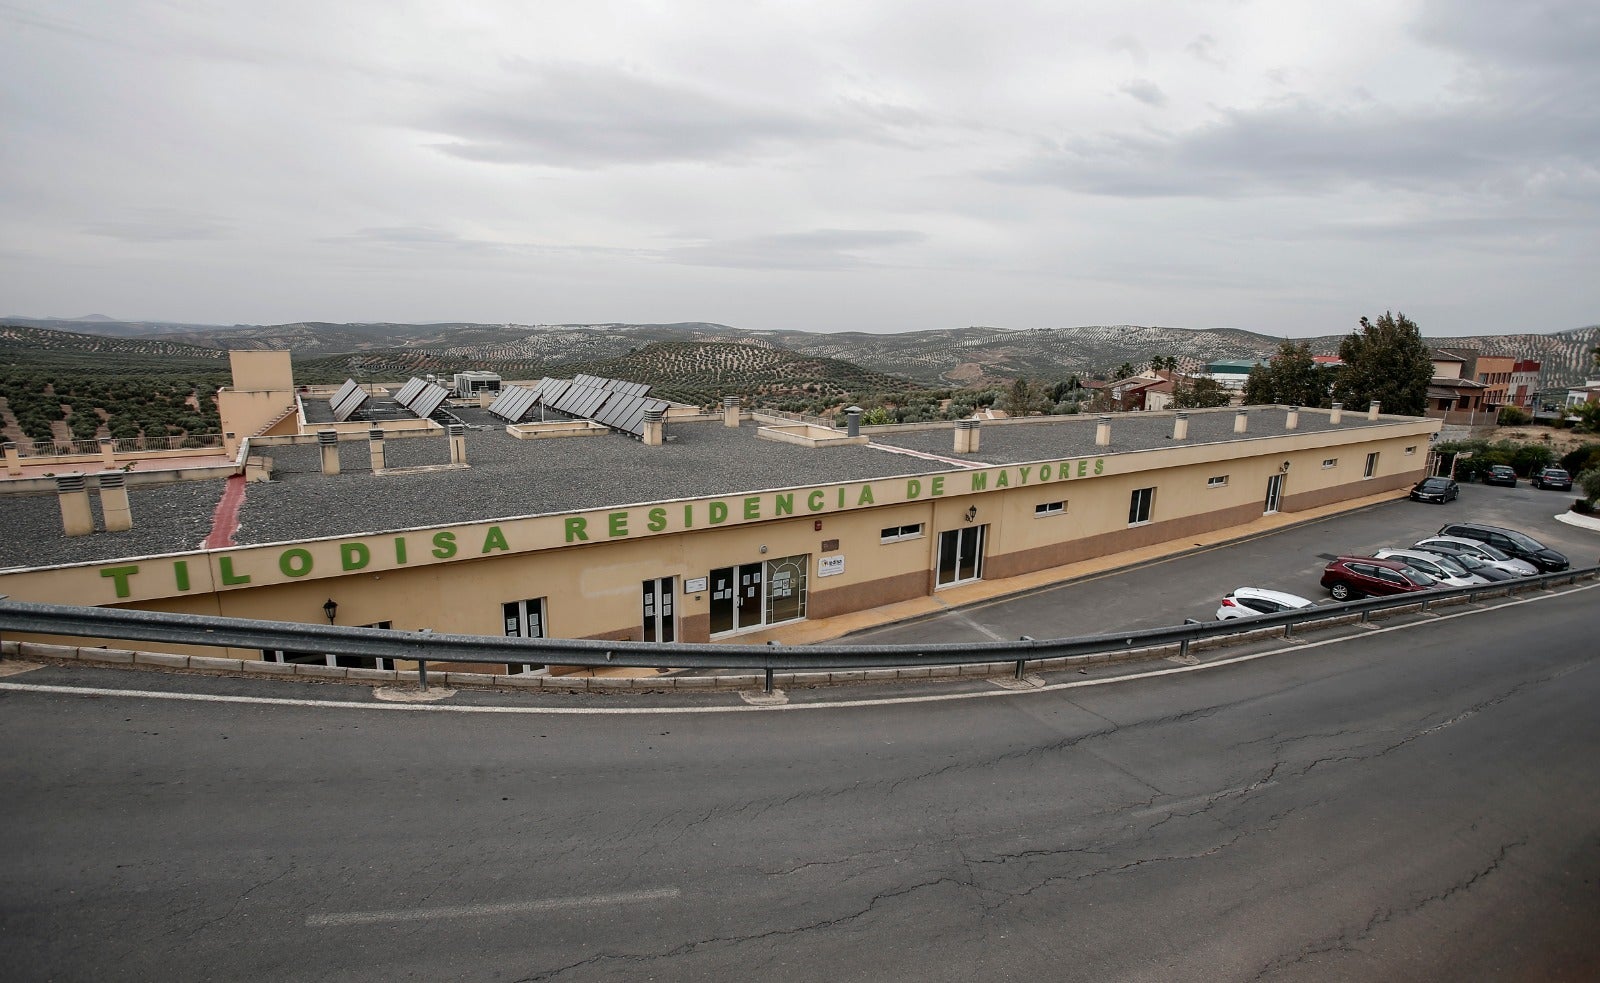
[2,568,1598,980]
[851,479,1599,642]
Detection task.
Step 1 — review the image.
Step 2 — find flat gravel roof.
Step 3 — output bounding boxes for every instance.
[0,406,1405,570]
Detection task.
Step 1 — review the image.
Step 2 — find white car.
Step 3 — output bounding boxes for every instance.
[1216,587,1318,620]
[1373,548,1490,587]
[1413,537,1540,577]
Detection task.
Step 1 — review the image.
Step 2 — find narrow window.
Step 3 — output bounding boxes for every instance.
[1364,452,1379,478]
[1034,501,1066,516]
[1322,458,1337,469]
[1128,487,1155,525]
[1207,475,1228,488]
[880,523,925,543]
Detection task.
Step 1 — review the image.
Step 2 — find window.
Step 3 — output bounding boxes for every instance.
[1322,458,1338,469]
[1364,452,1379,478]
[1207,475,1228,488]
[880,523,925,543]
[1404,445,1417,455]
[261,621,397,671]
[1128,487,1155,525]
[1034,501,1066,516]
[503,597,547,675]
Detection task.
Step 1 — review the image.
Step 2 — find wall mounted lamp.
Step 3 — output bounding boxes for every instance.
[964,505,978,523]
[322,598,338,624]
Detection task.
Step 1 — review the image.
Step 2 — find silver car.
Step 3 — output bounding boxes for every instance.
[1413,537,1539,577]
[1374,548,1490,587]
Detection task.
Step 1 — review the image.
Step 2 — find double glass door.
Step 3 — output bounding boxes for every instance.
[642,577,676,642]
[1264,473,1284,514]
[937,525,986,588]
[709,555,808,635]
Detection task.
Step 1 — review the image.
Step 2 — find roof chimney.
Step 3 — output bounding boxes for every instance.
[954,417,980,453]
[3,441,20,476]
[448,423,467,465]
[1172,412,1189,441]
[1285,405,1300,430]
[722,395,741,427]
[846,406,862,438]
[643,408,665,447]
[1368,400,1381,420]
[57,473,93,537]
[1329,401,1343,424]
[368,427,385,472]
[318,430,341,475]
[1234,409,1249,433]
[1095,415,1112,447]
[98,471,132,531]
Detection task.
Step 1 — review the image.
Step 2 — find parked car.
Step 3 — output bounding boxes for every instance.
[1482,465,1518,487]
[1373,548,1489,587]
[1414,536,1540,577]
[1216,587,1317,620]
[1435,521,1570,572]
[1408,476,1460,503]
[1320,556,1437,601]
[1408,542,1518,582]
[1531,466,1573,491]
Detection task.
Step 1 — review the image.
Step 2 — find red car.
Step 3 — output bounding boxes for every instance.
[1320,556,1437,601]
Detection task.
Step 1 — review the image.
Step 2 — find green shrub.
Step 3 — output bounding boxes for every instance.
[1497,405,1530,426]
[1578,468,1600,505]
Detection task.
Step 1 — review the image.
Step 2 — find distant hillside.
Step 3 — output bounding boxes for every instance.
[14,316,1600,390]
[0,324,229,373]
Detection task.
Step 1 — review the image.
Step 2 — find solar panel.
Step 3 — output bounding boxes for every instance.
[487,386,539,422]
[541,379,571,408]
[331,386,370,422]
[328,380,360,409]
[624,398,669,436]
[577,386,609,418]
[408,383,450,419]
[394,378,427,407]
[593,393,635,430]
[612,380,650,398]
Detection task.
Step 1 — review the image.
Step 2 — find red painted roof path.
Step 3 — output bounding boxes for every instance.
[203,474,246,549]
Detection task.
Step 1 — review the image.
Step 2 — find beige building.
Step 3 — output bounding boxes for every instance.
[0,355,1439,671]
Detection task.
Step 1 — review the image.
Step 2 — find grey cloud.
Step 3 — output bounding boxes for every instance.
[662,229,925,271]
[425,63,875,168]
[1120,79,1167,107]
[1108,35,1148,65]
[83,211,233,242]
[1186,34,1225,68]
[989,89,1600,199]
[1412,0,1599,70]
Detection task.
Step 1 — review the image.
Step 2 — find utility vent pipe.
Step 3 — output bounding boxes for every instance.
[722,396,741,428]
[1234,409,1249,433]
[1368,401,1381,421]
[368,428,385,472]
[1172,412,1189,441]
[954,417,980,453]
[643,408,665,447]
[57,473,93,537]
[99,471,132,531]
[1286,405,1300,430]
[448,423,467,465]
[1330,401,1343,424]
[318,430,340,475]
[1095,415,1113,447]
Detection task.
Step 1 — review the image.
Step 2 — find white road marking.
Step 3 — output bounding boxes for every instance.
[1,582,1593,717]
[306,887,681,927]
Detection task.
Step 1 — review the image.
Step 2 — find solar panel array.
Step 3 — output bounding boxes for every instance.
[387,376,453,420]
[329,380,370,422]
[487,375,663,437]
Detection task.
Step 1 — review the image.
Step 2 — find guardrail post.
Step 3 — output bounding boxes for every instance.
[1016,636,1033,679]
[418,660,429,691]
[765,639,779,693]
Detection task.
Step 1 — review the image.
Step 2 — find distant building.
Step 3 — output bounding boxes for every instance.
[1509,360,1541,408]
[1202,359,1266,392]
[1426,350,1493,424]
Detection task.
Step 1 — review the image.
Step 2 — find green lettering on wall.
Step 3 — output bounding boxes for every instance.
[1018,466,1032,484]
[173,560,190,591]
[931,476,945,496]
[100,564,139,599]
[837,487,847,508]
[218,556,251,586]
[709,501,729,524]
[432,531,458,557]
[684,504,694,528]
[394,537,408,564]
[482,526,509,553]
[341,543,371,570]
[1077,460,1088,477]
[856,486,874,506]
[807,490,826,512]
[608,512,629,537]
[906,479,922,499]
[970,472,988,491]
[561,519,587,544]
[996,471,1010,488]
[280,548,313,577]
[1039,464,1052,481]
[744,496,761,520]
[774,493,794,516]
[647,507,668,532]
[1094,458,1104,474]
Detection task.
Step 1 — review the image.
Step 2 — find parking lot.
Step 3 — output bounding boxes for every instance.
[850,479,1598,645]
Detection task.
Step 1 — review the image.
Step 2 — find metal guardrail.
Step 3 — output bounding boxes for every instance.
[1,567,1594,692]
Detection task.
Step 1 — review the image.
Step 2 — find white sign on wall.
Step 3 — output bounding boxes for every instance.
[684,577,708,593]
[817,555,845,577]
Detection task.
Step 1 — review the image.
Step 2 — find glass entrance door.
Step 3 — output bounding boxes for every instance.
[936,525,986,588]
[709,563,763,635]
[642,577,676,642]
[1264,473,1284,514]
[708,556,809,635]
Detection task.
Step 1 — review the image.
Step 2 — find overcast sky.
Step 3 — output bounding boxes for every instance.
[2,0,1596,337]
